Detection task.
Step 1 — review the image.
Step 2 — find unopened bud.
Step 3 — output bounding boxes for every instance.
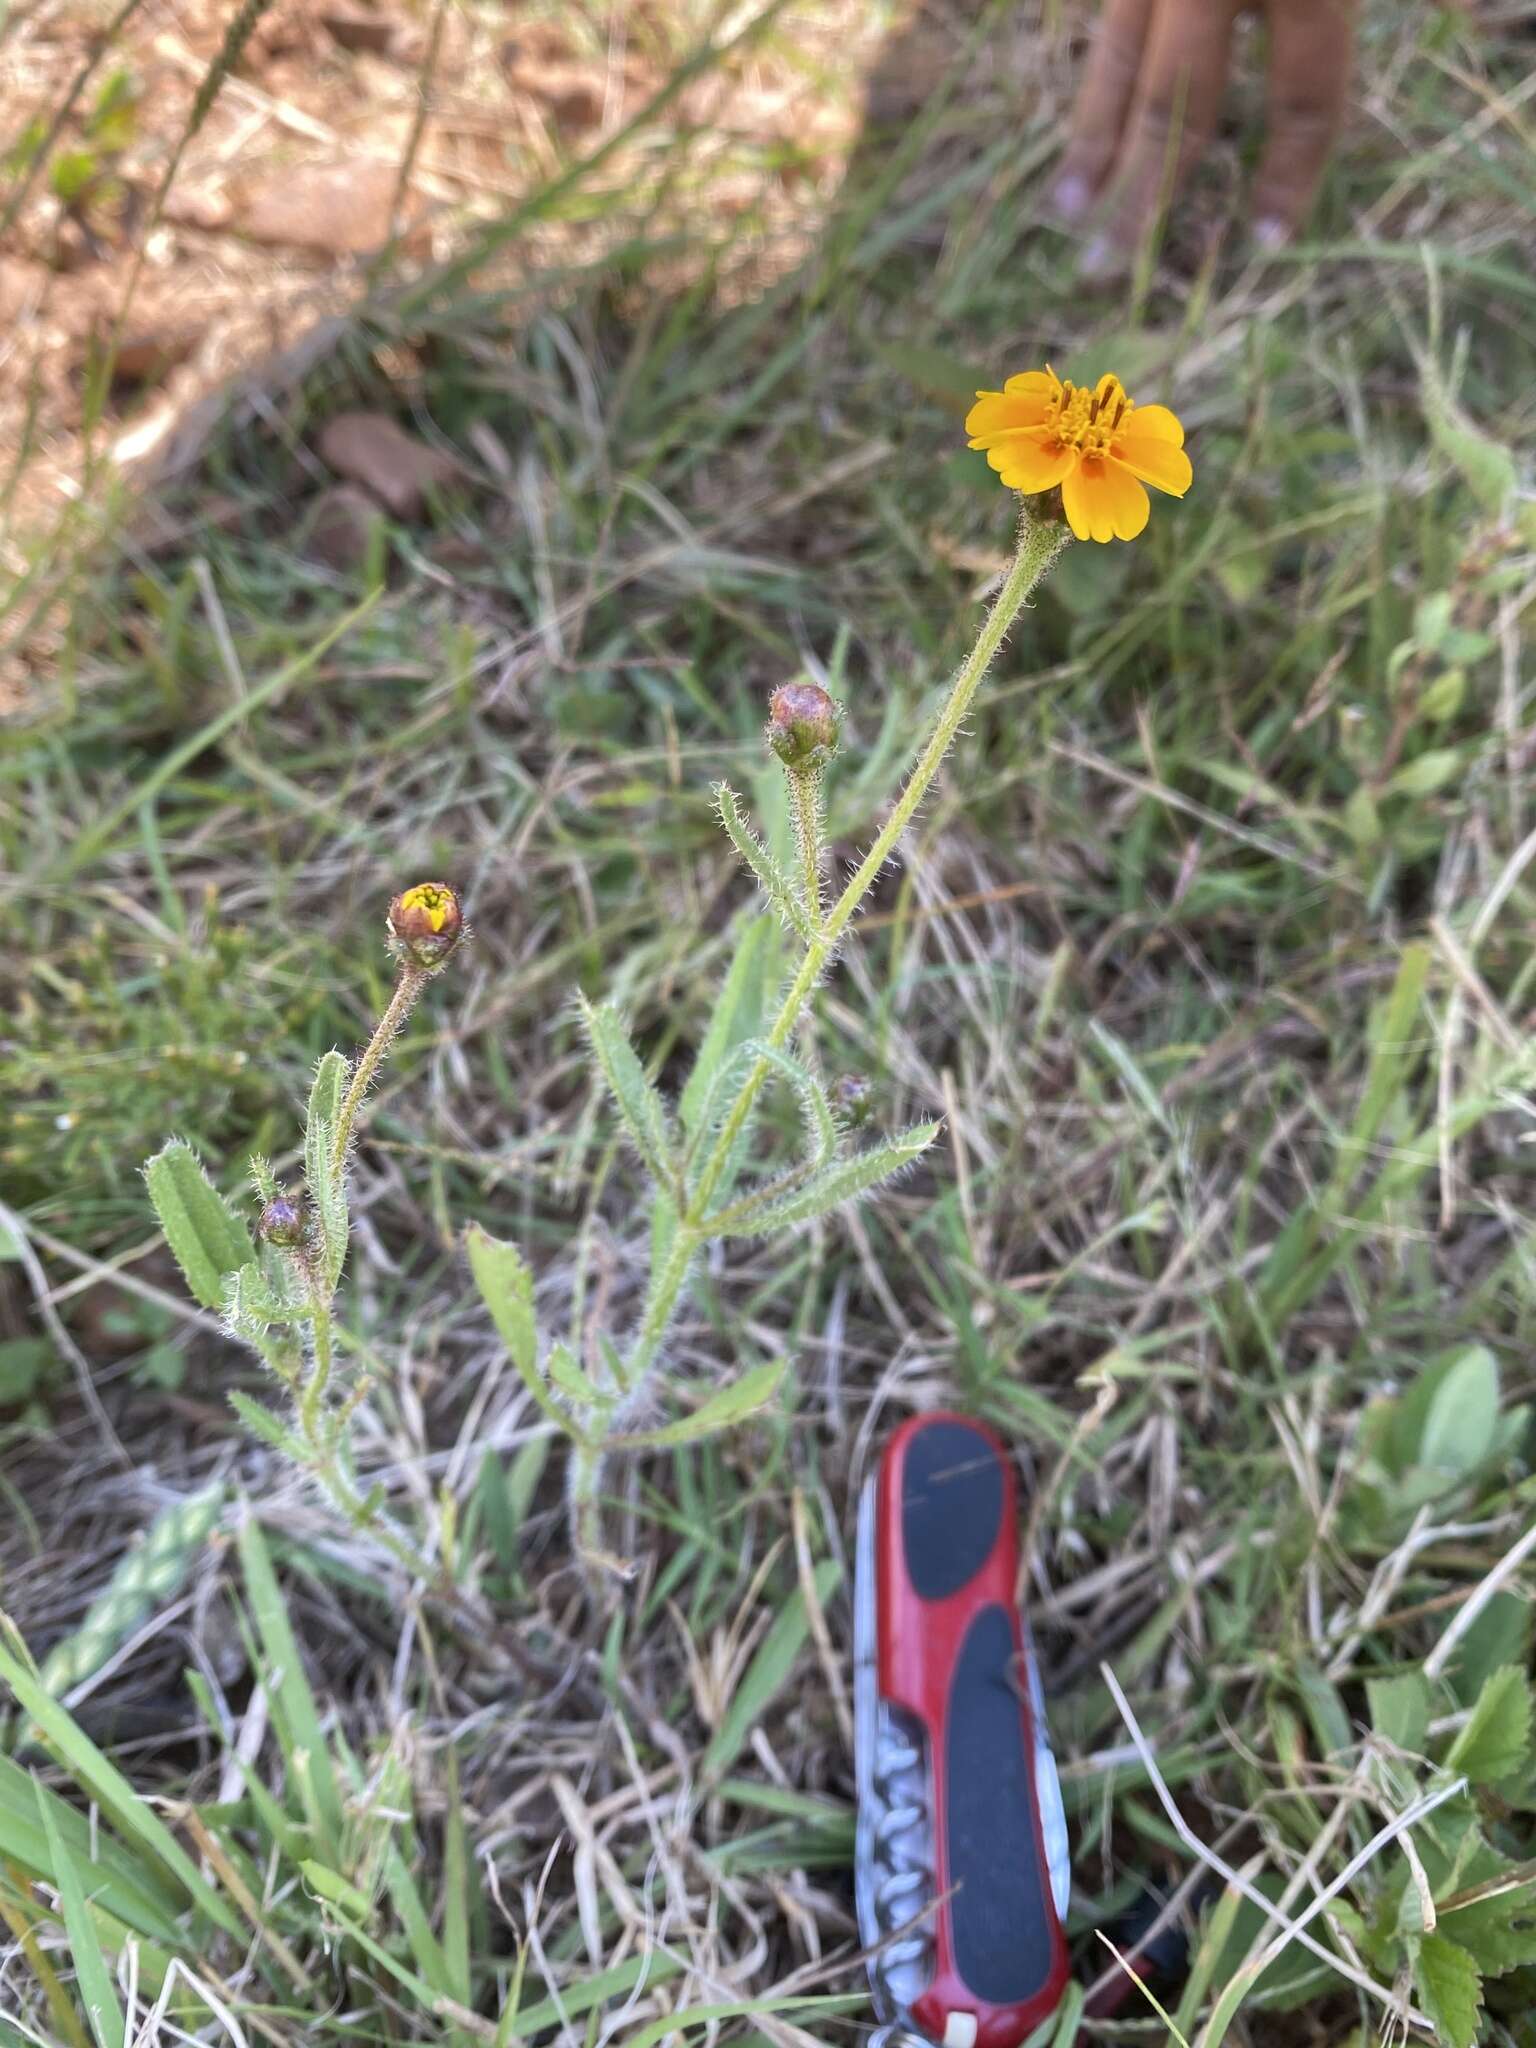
[766,682,840,774]
[387,881,465,970]
[832,1074,873,1127]
[259,1194,306,1247]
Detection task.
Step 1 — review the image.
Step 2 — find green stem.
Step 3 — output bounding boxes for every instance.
[620,1227,700,1391]
[786,769,826,933]
[312,1451,436,1582]
[331,966,428,1176]
[825,515,1069,943]
[688,514,1068,1226]
[300,1301,333,1440]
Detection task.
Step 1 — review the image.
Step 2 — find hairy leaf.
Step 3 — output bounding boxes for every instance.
[578,994,677,1187]
[710,1123,939,1236]
[304,1049,351,1287]
[619,1360,785,1449]
[464,1225,570,1434]
[547,1341,611,1421]
[465,1225,537,1375]
[712,786,812,939]
[144,1139,256,1311]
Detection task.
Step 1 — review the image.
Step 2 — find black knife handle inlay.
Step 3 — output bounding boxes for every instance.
[900,1420,1004,1602]
[945,1603,1055,2004]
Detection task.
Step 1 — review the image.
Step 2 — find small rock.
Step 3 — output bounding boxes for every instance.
[162,186,233,232]
[238,158,410,258]
[306,482,384,569]
[316,411,459,519]
[321,4,395,53]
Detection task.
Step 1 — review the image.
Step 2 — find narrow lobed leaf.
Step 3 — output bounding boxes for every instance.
[577,993,678,1186]
[708,1122,940,1236]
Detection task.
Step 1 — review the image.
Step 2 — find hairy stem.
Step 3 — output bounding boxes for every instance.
[689,514,1067,1227]
[331,965,428,1175]
[786,768,826,933]
[827,515,1068,941]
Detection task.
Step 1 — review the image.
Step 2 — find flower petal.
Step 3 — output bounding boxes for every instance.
[1122,403,1184,446]
[1113,432,1193,498]
[991,437,1077,494]
[1004,370,1059,403]
[966,387,1053,440]
[1062,456,1149,543]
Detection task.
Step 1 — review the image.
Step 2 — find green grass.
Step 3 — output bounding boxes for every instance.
[5,1,1536,2042]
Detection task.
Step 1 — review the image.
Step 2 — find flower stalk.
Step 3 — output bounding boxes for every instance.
[556,512,1069,1569]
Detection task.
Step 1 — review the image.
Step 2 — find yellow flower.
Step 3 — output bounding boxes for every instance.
[387,881,465,969]
[965,367,1192,543]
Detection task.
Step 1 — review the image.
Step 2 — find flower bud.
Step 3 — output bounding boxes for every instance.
[259,1194,306,1247]
[832,1074,873,1127]
[766,682,840,774]
[387,881,464,970]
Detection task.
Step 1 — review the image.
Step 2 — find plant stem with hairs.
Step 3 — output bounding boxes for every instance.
[147,884,466,1583]
[471,511,1070,1576]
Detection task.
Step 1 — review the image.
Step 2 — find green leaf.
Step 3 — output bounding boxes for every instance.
[577,994,677,1187]
[236,1516,345,1859]
[1444,1665,1533,1786]
[0,1336,52,1401]
[1420,354,1518,516]
[1450,1592,1531,1706]
[50,148,99,203]
[228,1390,306,1456]
[1413,1933,1482,2048]
[143,1140,256,1312]
[1419,668,1466,723]
[464,1225,536,1376]
[1439,1884,1536,1977]
[464,1227,574,1435]
[301,1858,373,1918]
[546,1341,610,1418]
[1420,1346,1500,1478]
[871,337,980,407]
[0,1753,181,1942]
[0,1641,240,1938]
[304,1050,350,1287]
[1387,748,1461,799]
[711,789,812,939]
[752,1040,837,1169]
[1368,1671,1430,1756]
[680,912,771,1137]
[37,1785,127,2048]
[1342,783,1381,849]
[709,1123,939,1235]
[618,1360,786,1449]
[702,1558,842,1784]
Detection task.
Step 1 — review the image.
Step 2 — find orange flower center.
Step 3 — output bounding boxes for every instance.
[1045,373,1132,458]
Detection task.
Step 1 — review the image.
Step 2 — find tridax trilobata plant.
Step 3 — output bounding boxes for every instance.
[145,366,1193,1582]
[146,883,465,1582]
